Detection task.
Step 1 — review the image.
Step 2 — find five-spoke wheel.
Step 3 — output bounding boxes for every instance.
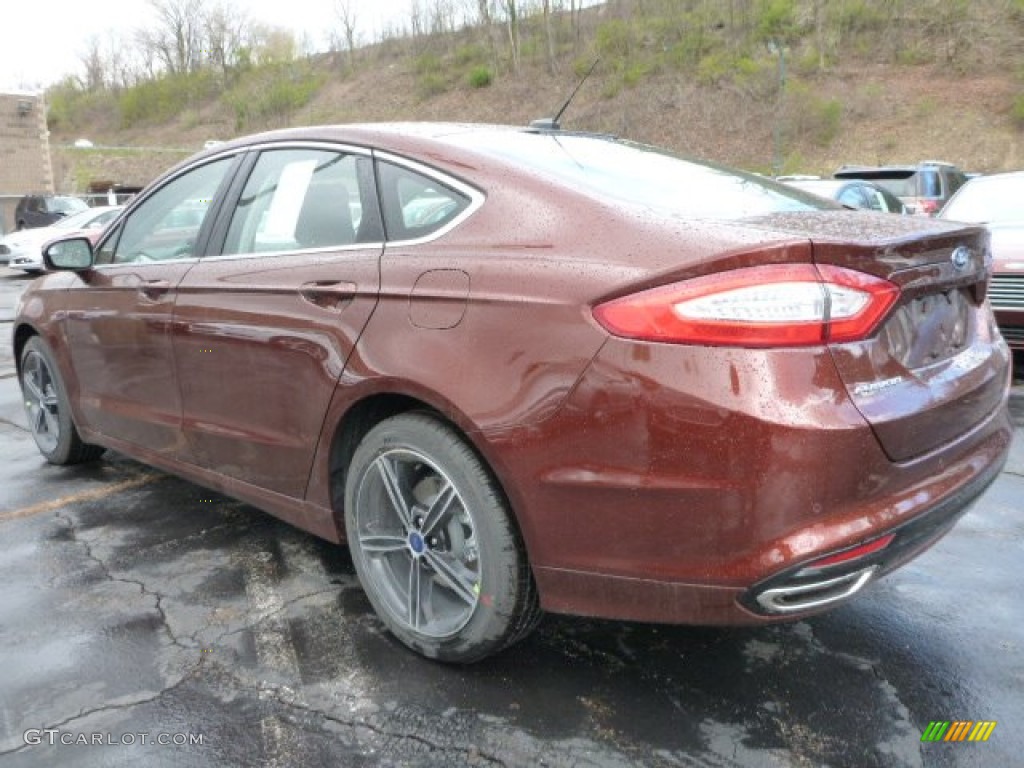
[19,337,104,465]
[21,346,61,455]
[345,413,540,662]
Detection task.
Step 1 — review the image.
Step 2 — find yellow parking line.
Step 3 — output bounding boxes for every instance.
[0,474,163,523]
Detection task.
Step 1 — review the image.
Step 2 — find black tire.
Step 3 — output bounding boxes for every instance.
[344,413,540,663]
[19,336,105,465]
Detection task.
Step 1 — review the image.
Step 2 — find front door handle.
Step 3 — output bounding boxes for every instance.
[139,279,171,299]
[299,281,357,310]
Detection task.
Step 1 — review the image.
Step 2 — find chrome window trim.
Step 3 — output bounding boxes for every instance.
[92,256,201,270]
[374,150,485,248]
[201,241,385,264]
[116,142,372,223]
[231,140,373,158]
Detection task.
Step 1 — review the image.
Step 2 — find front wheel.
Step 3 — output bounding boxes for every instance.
[19,337,105,465]
[345,413,540,662]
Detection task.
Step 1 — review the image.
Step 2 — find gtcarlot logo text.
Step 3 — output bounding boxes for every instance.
[24,729,205,747]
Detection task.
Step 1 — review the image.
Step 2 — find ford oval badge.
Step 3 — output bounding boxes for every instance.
[951,246,970,271]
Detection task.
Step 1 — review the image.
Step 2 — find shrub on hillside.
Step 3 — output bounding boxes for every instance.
[1012,93,1024,129]
[468,67,493,88]
[223,62,323,130]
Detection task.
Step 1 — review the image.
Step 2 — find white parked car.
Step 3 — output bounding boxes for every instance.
[2,206,123,272]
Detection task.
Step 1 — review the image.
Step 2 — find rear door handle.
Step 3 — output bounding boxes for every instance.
[299,281,357,310]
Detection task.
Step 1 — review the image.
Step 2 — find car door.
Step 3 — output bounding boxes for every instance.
[172,145,384,498]
[60,156,238,457]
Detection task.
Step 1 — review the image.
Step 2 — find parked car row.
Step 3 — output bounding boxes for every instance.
[779,162,1020,353]
[0,206,123,272]
[834,161,968,215]
[781,178,907,213]
[13,193,90,230]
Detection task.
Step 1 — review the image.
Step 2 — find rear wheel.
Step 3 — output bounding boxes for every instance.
[345,413,540,662]
[19,337,105,465]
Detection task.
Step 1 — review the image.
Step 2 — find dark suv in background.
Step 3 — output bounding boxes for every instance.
[14,194,89,230]
[834,161,968,215]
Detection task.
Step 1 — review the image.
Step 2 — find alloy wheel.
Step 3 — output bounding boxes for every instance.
[354,448,481,639]
[22,349,61,454]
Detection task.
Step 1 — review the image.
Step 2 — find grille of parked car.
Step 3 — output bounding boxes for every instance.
[989,274,1024,310]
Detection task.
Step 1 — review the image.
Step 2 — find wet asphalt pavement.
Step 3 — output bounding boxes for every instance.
[0,268,1022,767]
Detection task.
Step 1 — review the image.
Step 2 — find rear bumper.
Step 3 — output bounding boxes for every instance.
[531,412,1009,625]
[490,338,1012,625]
[738,446,1005,617]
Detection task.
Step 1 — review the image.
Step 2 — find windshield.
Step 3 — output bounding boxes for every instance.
[939,175,1024,224]
[50,196,89,214]
[459,132,832,219]
[53,207,110,229]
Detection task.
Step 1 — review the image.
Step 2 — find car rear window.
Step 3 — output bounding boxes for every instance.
[919,170,941,197]
[457,132,830,219]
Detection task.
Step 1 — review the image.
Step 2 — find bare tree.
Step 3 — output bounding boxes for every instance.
[499,0,521,72]
[148,0,206,74]
[79,35,107,90]
[133,27,163,80]
[335,0,359,71]
[204,1,249,80]
[542,0,557,74]
[409,0,425,37]
[474,0,500,69]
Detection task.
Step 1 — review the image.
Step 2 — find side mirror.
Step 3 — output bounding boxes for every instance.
[44,236,95,271]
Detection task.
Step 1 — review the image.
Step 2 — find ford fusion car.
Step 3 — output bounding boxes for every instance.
[13,124,1012,662]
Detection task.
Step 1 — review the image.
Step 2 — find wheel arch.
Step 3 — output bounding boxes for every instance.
[12,322,40,377]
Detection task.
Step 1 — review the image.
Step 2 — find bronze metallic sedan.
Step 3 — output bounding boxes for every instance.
[13,125,1013,662]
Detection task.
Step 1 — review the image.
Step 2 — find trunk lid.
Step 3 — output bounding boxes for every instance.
[745,211,1009,462]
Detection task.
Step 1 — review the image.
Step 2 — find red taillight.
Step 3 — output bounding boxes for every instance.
[593,264,899,347]
[917,199,940,216]
[805,534,896,569]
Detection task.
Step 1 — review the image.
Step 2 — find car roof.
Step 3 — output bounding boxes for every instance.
[957,169,1024,184]
[785,179,847,193]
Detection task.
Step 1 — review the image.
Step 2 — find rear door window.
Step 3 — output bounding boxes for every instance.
[222,148,382,255]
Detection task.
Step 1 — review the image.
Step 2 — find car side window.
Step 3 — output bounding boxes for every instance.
[857,186,886,212]
[223,149,377,256]
[377,161,470,242]
[837,186,867,209]
[946,171,966,196]
[919,170,941,198]
[95,158,233,266]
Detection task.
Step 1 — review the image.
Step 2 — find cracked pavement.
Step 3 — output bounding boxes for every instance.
[1,268,1023,766]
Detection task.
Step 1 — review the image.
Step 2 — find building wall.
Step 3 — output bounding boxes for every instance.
[0,92,53,234]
